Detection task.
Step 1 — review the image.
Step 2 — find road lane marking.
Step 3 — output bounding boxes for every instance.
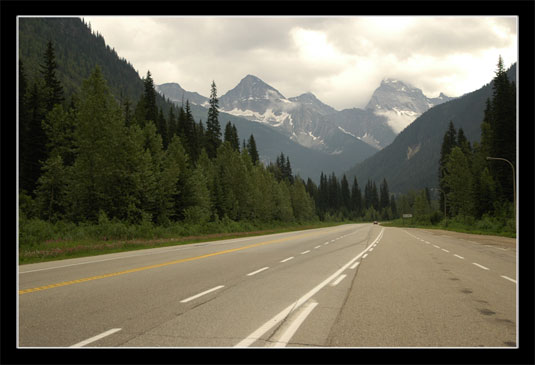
[180,285,224,303]
[247,267,270,276]
[70,328,121,347]
[501,275,516,283]
[314,245,321,249]
[280,257,294,263]
[441,249,450,253]
[268,300,319,347]
[350,262,360,269]
[301,250,311,255]
[362,253,368,259]
[425,241,430,244]
[19,229,332,295]
[369,248,374,252]
[330,274,347,287]
[454,254,465,259]
[433,245,440,248]
[235,227,384,347]
[472,262,490,271]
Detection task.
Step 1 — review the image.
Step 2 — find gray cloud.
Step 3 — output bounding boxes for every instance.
[84,16,517,110]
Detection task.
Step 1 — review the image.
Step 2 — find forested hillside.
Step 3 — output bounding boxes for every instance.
[19,17,175,116]
[347,64,516,194]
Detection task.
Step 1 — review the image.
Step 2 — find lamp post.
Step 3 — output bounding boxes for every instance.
[432,188,447,225]
[486,157,516,222]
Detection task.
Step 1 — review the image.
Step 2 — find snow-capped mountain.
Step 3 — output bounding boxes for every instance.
[366,78,455,133]
[156,76,455,156]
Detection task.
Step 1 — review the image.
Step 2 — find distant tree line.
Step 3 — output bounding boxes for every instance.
[304,173,398,222]
[18,41,317,226]
[438,56,516,227]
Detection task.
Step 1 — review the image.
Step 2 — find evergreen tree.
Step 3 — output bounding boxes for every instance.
[439,121,457,216]
[19,59,32,194]
[167,106,177,140]
[143,70,158,126]
[443,147,475,218]
[488,56,516,203]
[350,177,363,219]
[390,195,398,219]
[40,41,64,111]
[224,121,240,151]
[340,174,351,215]
[247,134,260,165]
[379,178,390,211]
[67,66,142,222]
[22,81,47,195]
[157,107,169,149]
[206,81,222,159]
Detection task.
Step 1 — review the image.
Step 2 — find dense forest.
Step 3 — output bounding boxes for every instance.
[18,18,516,253]
[437,57,516,229]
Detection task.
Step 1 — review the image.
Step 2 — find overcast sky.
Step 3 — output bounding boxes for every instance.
[83,16,517,110]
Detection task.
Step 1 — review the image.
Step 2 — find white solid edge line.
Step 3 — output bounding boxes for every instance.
[247,267,270,276]
[269,300,319,347]
[180,285,225,303]
[70,328,122,348]
[472,262,490,270]
[235,227,384,347]
[330,274,347,286]
[501,275,516,283]
[280,257,294,263]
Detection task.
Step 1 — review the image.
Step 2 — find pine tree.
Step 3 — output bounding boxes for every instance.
[40,41,64,111]
[340,174,351,215]
[443,147,474,218]
[379,178,390,211]
[143,70,158,126]
[22,81,47,196]
[224,121,240,151]
[157,108,169,149]
[247,134,260,165]
[439,121,457,216]
[350,177,363,218]
[488,56,516,203]
[206,81,221,159]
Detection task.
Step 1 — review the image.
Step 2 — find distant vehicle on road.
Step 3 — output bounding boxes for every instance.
[373,221,378,225]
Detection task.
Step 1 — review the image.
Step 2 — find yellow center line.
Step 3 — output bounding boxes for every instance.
[19,229,334,295]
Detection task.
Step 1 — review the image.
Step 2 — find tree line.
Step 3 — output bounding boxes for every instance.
[18,41,317,226]
[438,56,516,225]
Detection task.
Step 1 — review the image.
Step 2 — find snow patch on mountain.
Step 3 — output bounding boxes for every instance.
[374,108,419,134]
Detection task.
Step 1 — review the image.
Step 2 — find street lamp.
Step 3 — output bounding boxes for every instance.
[432,188,447,225]
[486,157,516,222]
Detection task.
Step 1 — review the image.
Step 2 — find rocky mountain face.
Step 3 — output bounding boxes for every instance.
[155,75,455,182]
[366,78,455,133]
[157,75,453,154]
[347,64,516,194]
[155,82,209,107]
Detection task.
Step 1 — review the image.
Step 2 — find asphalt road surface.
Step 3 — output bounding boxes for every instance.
[18,224,516,348]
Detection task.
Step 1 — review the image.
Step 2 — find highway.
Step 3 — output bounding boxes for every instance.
[18,224,516,348]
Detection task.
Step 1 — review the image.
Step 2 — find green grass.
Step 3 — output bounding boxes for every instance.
[381,216,516,239]
[18,218,349,265]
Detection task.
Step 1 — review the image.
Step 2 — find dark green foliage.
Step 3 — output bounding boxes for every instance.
[437,57,516,226]
[224,121,240,152]
[40,41,65,111]
[247,134,260,165]
[206,81,222,159]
